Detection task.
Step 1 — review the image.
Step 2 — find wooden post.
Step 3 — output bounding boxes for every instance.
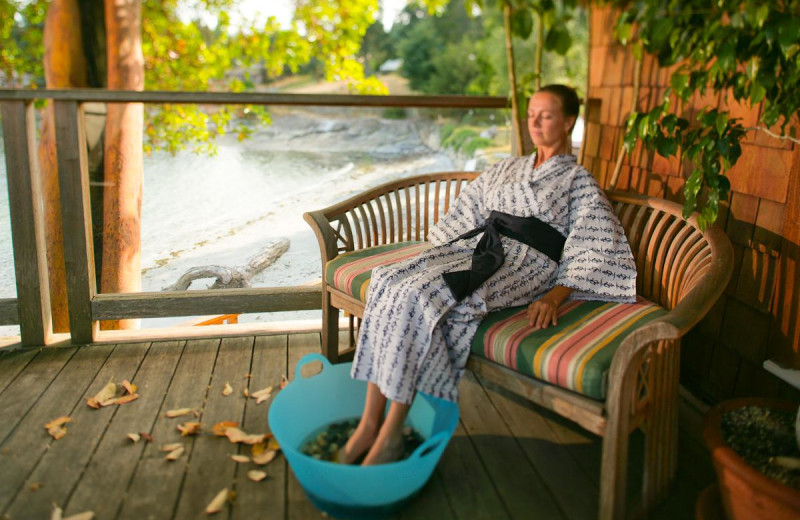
[54,100,97,344]
[0,101,53,346]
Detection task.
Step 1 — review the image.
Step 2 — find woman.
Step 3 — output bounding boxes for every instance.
[340,84,637,465]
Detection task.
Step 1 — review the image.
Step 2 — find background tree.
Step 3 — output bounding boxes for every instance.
[2,0,388,332]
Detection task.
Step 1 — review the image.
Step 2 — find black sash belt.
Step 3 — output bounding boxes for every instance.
[442,210,566,301]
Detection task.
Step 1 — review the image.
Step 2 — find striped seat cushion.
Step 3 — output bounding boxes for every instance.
[325,242,431,302]
[472,298,668,400]
[326,241,667,400]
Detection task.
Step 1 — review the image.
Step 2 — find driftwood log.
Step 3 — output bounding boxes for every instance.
[165,238,290,291]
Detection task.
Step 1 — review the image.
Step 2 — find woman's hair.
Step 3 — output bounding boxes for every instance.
[538,84,580,122]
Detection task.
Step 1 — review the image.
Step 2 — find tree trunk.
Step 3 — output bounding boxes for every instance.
[39,0,88,332]
[101,0,144,330]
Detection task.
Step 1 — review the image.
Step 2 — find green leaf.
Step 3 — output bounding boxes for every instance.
[510,8,533,39]
[670,73,690,98]
[616,22,632,45]
[750,81,766,104]
[544,25,572,55]
[649,18,673,49]
[755,4,769,28]
[631,41,644,61]
[715,112,728,136]
[655,135,678,157]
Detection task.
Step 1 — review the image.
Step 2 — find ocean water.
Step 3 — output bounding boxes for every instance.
[0,108,505,332]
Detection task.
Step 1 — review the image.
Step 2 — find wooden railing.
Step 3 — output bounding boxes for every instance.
[0,89,508,346]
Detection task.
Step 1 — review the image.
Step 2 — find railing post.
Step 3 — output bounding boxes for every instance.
[0,101,52,346]
[54,100,97,344]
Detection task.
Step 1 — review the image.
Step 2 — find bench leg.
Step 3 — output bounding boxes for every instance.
[599,394,632,520]
[641,341,680,509]
[321,290,340,363]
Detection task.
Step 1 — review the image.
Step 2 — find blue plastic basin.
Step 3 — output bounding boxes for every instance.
[268,353,459,519]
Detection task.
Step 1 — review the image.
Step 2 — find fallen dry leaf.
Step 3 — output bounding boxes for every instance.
[127,433,141,443]
[250,386,273,405]
[139,432,153,443]
[87,382,116,408]
[222,382,233,396]
[161,443,183,452]
[30,482,42,491]
[177,422,202,436]
[279,374,289,389]
[230,454,250,463]
[87,381,138,408]
[243,373,252,379]
[242,388,249,398]
[205,488,229,514]
[224,427,265,445]
[51,506,95,520]
[251,448,277,466]
[64,513,94,520]
[166,408,195,418]
[44,416,72,440]
[247,470,267,482]
[267,437,280,452]
[211,421,238,437]
[106,393,139,406]
[122,380,137,395]
[166,446,185,461]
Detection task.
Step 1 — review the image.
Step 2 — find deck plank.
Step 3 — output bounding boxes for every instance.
[428,375,513,520]
[286,332,325,520]
[0,349,38,396]
[4,344,120,519]
[458,372,566,519]
[0,346,111,515]
[172,336,254,519]
[477,376,600,520]
[0,347,76,446]
[61,342,185,518]
[0,334,715,520]
[117,339,218,520]
[232,334,288,520]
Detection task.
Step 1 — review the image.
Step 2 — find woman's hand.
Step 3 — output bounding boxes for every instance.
[527,298,559,330]
[527,286,573,330]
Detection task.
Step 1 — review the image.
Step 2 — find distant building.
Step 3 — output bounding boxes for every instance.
[378,59,403,74]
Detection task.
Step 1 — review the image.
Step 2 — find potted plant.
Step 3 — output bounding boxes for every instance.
[702,398,800,520]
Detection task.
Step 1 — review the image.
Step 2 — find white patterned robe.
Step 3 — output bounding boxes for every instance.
[350,154,637,404]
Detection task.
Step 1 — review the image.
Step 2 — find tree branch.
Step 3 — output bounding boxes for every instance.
[745,126,800,145]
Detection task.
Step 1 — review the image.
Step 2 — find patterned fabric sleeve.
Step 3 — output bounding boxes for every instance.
[427,165,493,245]
[555,168,638,302]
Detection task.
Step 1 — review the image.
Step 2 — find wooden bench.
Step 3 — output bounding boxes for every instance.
[303,171,733,519]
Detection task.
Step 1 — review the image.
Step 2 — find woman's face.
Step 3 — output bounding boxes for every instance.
[526,91,576,152]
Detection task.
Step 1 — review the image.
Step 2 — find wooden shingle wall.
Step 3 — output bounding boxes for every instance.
[587,5,800,402]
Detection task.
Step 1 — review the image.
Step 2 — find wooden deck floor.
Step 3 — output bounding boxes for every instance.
[0,333,715,520]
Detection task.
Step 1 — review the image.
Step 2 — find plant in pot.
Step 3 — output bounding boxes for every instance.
[702,399,800,519]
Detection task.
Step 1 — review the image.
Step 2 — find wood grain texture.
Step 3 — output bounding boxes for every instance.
[53,100,96,343]
[0,335,714,520]
[1,102,50,341]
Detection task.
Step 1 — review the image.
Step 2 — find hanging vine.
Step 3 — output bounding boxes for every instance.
[609,0,800,229]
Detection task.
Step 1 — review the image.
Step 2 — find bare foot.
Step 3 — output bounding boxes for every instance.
[337,420,379,464]
[361,430,404,466]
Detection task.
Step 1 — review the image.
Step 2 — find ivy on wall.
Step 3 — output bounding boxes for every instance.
[609,0,800,229]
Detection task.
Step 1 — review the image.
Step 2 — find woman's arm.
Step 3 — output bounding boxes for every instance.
[527,285,573,330]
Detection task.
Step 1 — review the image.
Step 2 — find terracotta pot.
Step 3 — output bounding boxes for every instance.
[703,398,800,520]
